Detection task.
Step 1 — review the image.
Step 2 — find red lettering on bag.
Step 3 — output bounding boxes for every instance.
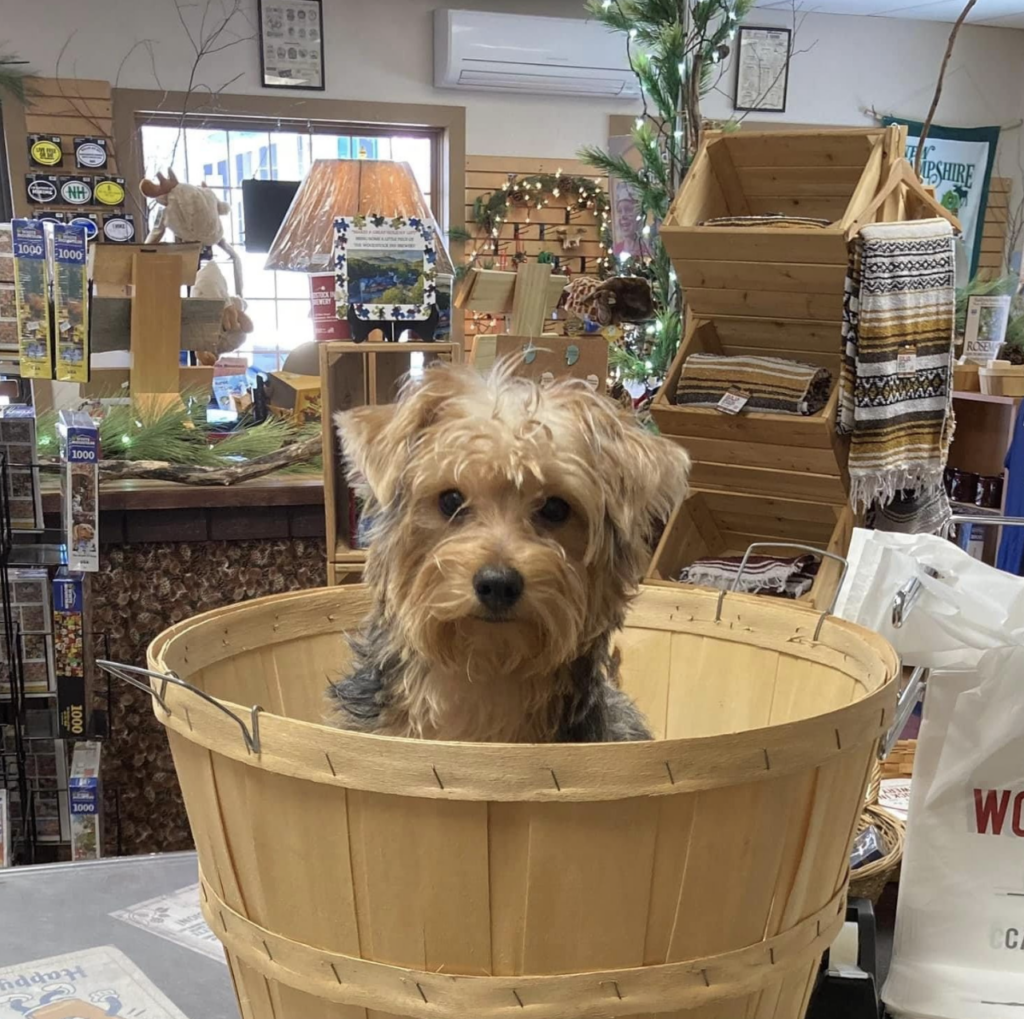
[975,789,1012,835]
[1014,792,1024,837]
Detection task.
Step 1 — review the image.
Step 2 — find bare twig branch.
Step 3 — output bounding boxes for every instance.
[915,0,978,174]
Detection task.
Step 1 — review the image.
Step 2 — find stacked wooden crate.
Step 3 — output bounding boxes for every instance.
[647,126,938,609]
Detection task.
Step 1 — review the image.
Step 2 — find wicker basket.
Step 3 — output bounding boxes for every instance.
[849,805,906,903]
[140,583,898,1019]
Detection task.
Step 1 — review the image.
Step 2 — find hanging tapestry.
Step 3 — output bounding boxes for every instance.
[883,118,1000,277]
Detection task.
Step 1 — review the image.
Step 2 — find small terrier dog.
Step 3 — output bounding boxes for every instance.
[329,362,690,743]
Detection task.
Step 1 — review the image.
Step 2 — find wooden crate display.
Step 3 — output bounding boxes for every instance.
[660,128,890,321]
[647,489,854,611]
[651,316,848,502]
[320,341,462,569]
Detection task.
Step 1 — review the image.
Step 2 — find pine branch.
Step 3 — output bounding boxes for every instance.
[0,52,34,103]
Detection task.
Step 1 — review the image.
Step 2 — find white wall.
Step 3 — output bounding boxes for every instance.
[705,10,1024,182]
[4,0,1024,167]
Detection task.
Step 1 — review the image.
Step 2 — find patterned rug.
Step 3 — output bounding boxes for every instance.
[675,353,832,415]
[839,218,956,513]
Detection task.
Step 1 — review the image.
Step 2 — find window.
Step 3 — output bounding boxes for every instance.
[140,122,435,371]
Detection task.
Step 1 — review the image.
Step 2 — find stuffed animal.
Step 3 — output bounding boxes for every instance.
[190,260,253,362]
[555,225,588,251]
[141,169,243,295]
[561,275,655,327]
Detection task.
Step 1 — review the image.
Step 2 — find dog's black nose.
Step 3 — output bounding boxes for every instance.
[473,565,524,613]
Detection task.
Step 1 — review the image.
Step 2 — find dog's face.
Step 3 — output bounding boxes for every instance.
[336,364,689,679]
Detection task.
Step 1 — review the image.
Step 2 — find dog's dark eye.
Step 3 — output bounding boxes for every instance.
[438,489,466,519]
[537,496,571,525]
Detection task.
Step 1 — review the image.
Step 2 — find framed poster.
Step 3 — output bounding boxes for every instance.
[884,118,1000,278]
[258,0,325,90]
[734,26,791,113]
[334,214,437,322]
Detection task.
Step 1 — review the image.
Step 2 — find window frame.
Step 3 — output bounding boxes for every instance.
[114,90,464,244]
[114,89,465,359]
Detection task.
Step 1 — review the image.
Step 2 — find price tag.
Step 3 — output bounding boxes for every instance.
[716,387,750,415]
[897,345,917,375]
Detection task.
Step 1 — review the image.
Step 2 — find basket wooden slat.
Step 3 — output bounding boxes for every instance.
[147,583,899,1019]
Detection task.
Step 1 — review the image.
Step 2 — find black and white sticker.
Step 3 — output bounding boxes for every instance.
[102,213,135,243]
[33,210,66,224]
[26,175,59,204]
[60,176,93,206]
[74,136,108,170]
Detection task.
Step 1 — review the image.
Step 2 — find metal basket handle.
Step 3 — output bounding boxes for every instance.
[96,660,263,755]
[715,542,850,640]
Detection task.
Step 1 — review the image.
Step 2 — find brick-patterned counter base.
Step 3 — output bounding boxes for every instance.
[91,538,327,855]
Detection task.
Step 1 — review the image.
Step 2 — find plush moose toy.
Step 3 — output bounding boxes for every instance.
[141,169,243,296]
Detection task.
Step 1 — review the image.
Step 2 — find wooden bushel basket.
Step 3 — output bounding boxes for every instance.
[125,583,898,1019]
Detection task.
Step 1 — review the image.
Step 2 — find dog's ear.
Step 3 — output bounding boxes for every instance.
[334,405,398,505]
[609,420,690,544]
[563,387,689,551]
[335,365,471,507]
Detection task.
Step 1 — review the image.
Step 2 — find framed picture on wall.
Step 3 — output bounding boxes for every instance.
[258,0,325,90]
[733,26,791,113]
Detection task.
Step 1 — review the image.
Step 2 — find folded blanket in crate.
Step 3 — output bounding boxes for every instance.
[699,215,831,229]
[674,353,832,415]
[678,554,820,598]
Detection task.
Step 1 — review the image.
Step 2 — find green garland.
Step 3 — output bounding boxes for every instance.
[36,389,321,474]
[454,171,613,275]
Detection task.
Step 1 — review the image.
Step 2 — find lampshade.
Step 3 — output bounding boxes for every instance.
[264,159,454,276]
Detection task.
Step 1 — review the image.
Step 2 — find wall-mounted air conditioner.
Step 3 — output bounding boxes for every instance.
[434,9,638,100]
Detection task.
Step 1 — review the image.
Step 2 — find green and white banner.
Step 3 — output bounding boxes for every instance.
[884,118,1000,278]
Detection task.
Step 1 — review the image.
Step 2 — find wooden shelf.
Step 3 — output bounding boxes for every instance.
[952,390,1023,406]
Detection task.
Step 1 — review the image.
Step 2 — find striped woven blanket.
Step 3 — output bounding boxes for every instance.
[675,353,832,415]
[678,554,820,597]
[839,218,956,512]
[700,215,831,229]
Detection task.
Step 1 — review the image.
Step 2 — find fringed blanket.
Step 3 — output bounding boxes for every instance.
[675,353,832,416]
[872,486,952,536]
[678,554,820,598]
[839,218,956,512]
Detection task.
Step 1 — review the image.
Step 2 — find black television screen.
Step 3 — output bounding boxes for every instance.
[242,178,300,254]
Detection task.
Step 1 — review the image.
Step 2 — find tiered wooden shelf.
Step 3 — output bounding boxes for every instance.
[320,341,462,585]
[649,125,954,609]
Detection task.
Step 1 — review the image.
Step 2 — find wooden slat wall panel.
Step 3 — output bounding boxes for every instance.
[6,76,124,228]
[977,176,1012,278]
[464,154,608,339]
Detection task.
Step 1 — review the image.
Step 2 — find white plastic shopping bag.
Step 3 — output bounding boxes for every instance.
[883,647,1024,1019]
[834,528,1024,669]
[835,528,1024,1018]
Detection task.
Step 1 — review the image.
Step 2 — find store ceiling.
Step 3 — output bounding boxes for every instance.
[754,0,1024,28]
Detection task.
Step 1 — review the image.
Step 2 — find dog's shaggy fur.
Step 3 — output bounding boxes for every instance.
[329,362,690,743]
